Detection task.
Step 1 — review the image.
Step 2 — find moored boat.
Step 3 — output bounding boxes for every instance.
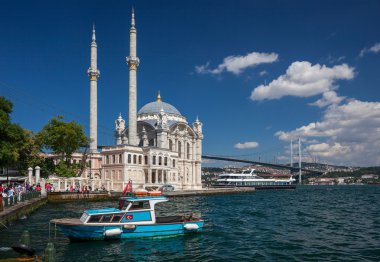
[50,193,204,241]
[212,169,296,190]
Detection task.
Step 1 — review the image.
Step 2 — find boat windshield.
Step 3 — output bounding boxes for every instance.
[129,201,151,210]
[120,200,151,211]
[242,170,252,174]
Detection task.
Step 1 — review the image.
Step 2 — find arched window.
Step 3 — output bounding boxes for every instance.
[119,154,122,164]
[164,157,167,166]
[144,155,148,165]
[133,155,137,164]
[112,155,116,164]
[172,159,175,167]
[187,143,190,159]
[159,156,162,165]
[138,155,142,164]
[153,156,156,165]
[128,154,131,164]
[178,141,182,158]
[106,155,109,164]
[169,140,173,151]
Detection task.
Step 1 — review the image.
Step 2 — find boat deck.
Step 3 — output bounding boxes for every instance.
[51,218,83,226]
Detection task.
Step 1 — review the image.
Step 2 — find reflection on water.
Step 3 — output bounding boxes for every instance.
[1,186,380,261]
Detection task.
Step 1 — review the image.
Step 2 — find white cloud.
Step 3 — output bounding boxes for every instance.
[259,70,268,76]
[195,51,278,75]
[359,42,380,57]
[250,61,355,101]
[275,99,380,166]
[309,91,346,108]
[327,55,346,64]
[234,141,259,149]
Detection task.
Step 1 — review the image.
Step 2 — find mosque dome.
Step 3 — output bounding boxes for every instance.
[138,92,182,116]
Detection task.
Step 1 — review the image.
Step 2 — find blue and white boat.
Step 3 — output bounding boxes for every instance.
[50,194,204,241]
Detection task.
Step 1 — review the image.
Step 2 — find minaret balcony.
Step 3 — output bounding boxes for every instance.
[87,68,100,80]
[126,56,140,69]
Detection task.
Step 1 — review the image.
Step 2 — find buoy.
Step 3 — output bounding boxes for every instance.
[104,228,122,237]
[44,242,56,262]
[20,230,30,247]
[11,243,35,257]
[134,190,148,196]
[184,223,199,230]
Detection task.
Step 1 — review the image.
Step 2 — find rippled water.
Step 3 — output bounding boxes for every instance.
[1,186,380,261]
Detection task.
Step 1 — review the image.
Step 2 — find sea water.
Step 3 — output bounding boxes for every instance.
[0,185,379,261]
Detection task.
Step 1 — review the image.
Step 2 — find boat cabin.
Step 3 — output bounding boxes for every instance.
[79,196,168,225]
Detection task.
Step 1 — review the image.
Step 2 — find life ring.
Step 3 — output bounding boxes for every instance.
[148,191,162,196]
[134,190,148,196]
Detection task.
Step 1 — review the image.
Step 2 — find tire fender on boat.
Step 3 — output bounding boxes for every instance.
[123,224,136,229]
[104,228,123,237]
[184,223,199,230]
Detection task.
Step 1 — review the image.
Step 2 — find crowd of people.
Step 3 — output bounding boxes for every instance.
[0,182,42,211]
[1,182,42,199]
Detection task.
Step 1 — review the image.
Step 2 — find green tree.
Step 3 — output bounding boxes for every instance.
[17,130,55,177]
[37,116,89,177]
[0,96,28,177]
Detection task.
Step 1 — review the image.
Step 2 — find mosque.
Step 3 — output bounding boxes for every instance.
[85,9,203,191]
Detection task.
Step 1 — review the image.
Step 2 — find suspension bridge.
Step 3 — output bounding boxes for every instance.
[201,155,323,175]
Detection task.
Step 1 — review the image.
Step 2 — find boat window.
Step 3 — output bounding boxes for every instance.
[121,200,131,210]
[112,214,123,222]
[242,170,251,174]
[87,215,102,223]
[101,214,113,223]
[129,201,150,210]
[80,213,89,223]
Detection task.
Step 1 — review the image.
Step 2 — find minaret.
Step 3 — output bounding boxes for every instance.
[88,25,100,153]
[126,8,140,146]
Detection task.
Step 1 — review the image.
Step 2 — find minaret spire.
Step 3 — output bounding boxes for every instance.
[92,24,96,42]
[131,7,135,27]
[126,8,140,146]
[88,25,100,153]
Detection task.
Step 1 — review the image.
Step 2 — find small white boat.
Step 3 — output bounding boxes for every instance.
[50,193,204,241]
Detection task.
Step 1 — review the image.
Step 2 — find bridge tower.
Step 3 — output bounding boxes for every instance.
[298,137,302,184]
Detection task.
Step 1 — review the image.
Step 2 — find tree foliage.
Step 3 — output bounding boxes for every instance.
[37,116,89,177]
[16,130,55,177]
[37,116,88,160]
[0,96,28,170]
[323,166,380,178]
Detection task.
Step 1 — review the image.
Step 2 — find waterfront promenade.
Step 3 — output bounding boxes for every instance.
[0,195,47,225]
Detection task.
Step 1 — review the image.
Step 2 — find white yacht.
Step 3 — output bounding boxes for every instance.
[213,169,296,190]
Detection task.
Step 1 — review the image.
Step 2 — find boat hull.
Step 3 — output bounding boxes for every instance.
[53,221,204,241]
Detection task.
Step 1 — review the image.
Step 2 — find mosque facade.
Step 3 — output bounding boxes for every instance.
[87,10,203,191]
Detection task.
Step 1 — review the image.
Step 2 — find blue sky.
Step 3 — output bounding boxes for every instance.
[1,0,380,166]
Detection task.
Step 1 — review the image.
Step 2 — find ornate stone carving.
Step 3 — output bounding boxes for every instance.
[115,114,125,131]
[156,109,168,130]
[193,117,203,136]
